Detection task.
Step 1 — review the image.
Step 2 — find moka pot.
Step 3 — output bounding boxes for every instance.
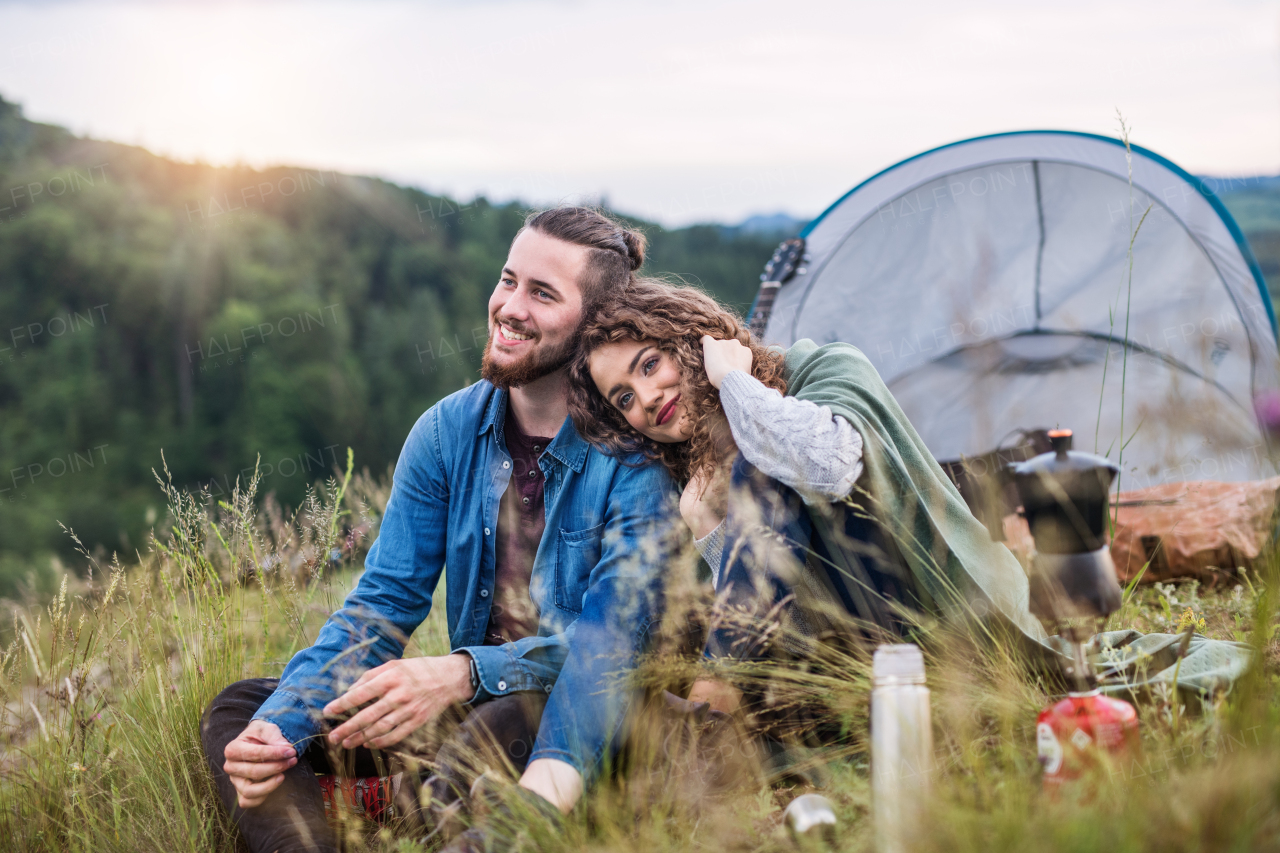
[1011,429,1123,621]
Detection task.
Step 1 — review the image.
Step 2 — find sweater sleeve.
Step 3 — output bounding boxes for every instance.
[719,369,864,504]
[693,521,725,588]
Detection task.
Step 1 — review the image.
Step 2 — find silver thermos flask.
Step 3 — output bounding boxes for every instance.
[871,644,932,853]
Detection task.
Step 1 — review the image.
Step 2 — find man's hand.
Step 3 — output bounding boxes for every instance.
[324,654,474,751]
[700,335,753,389]
[222,719,297,809]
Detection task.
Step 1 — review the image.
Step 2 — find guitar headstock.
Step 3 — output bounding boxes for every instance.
[761,237,806,285]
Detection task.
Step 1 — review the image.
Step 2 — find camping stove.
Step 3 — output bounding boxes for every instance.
[1011,429,1138,784]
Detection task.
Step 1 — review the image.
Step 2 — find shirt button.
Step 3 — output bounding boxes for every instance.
[528,471,536,478]
[544,684,552,693]
[497,680,507,691]
[522,496,530,505]
[480,589,489,598]
[533,445,541,452]
[502,461,510,469]
[484,527,491,535]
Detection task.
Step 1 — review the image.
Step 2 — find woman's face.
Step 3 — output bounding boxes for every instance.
[588,339,693,444]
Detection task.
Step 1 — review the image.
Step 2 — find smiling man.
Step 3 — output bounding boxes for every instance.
[200,207,677,853]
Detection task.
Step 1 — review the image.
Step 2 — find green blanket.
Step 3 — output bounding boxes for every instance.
[782,339,1251,700]
[784,338,1044,636]
[1049,630,1253,703]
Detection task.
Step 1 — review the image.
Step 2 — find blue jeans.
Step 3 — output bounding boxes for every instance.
[706,455,912,661]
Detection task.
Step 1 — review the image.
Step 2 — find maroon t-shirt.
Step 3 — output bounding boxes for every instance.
[484,408,554,646]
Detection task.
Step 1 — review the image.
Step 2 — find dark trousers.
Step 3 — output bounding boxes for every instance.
[201,678,546,853]
[708,454,912,661]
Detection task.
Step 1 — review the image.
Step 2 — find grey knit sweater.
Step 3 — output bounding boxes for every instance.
[695,369,864,586]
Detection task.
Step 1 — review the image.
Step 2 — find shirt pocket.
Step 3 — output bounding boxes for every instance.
[554,522,605,615]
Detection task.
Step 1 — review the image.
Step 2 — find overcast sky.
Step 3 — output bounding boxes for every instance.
[0,0,1277,225]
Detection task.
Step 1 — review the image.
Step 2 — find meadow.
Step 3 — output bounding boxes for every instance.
[2,451,1278,853]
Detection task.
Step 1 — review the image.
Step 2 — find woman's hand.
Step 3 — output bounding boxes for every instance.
[700,335,753,389]
[681,464,730,539]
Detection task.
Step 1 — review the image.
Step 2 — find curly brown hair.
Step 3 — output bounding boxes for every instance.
[568,278,787,484]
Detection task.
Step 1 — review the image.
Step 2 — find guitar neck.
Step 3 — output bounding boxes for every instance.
[749,281,781,338]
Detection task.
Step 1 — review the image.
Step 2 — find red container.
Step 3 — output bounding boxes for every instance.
[317,774,397,824]
[1036,690,1139,787]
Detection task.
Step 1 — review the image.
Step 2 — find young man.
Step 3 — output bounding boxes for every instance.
[201,208,675,853]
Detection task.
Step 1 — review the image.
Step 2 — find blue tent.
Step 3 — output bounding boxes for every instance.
[758,131,1280,487]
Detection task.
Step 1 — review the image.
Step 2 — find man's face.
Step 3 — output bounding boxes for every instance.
[481,229,589,389]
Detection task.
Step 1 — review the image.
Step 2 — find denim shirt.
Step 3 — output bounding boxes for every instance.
[253,379,677,778]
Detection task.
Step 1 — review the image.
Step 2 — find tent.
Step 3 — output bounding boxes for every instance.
[757,131,1280,492]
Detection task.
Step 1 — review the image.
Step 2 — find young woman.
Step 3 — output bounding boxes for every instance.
[567,279,1039,709]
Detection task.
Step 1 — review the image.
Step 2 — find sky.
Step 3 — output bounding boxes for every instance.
[0,0,1277,226]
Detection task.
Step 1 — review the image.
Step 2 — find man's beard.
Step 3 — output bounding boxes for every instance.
[480,322,576,390]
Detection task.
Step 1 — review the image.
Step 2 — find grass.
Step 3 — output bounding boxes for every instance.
[1,460,1278,853]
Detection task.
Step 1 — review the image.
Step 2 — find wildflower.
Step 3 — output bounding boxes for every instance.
[1175,607,1207,634]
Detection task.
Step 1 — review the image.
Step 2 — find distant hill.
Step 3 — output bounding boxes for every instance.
[1198,175,1280,196]
[729,212,808,236]
[0,94,785,593]
[1210,177,1280,295]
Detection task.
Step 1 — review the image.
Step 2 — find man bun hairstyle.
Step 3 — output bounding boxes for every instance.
[523,207,646,306]
[619,230,645,272]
